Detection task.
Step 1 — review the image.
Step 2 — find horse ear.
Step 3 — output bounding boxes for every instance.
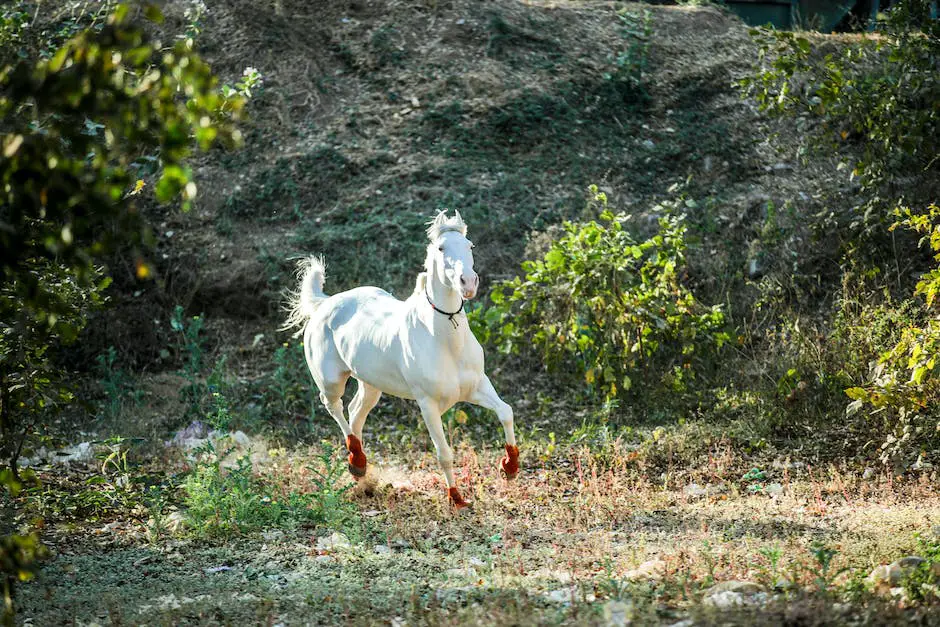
[426,210,447,240]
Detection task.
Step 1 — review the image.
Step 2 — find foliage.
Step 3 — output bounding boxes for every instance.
[0,3,245,475]
[0,470,46,627]
[472,186,727,400]
[170,305,206,415]
[0,6,247,622]
[95,345,141,421]
[182,441,357,538]
[845,204,940,467]
[1,532,47,627]
[739,1,939,220]
[266,341,312,422]
[0,262,108,474]
[604,8,652,97]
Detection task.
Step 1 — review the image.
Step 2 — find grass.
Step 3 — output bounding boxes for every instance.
[6,0,940,624]
[13,429,940,624]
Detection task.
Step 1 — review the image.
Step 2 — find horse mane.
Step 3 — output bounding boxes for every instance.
[426,210,467,242]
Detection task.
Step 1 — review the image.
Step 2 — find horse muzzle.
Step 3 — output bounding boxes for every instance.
[460,273,479,300]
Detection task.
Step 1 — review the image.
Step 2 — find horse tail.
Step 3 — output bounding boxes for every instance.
[281,255,328,336]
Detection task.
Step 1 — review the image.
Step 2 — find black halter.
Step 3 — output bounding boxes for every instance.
[426,291,465,329]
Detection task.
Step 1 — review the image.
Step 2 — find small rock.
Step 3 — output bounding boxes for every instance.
[623,559,667,581]
[764,482,784,496]
[704,591,745,608]
[747,257,766,280]
[374,545,391,555]
[668,620,695,627]
[705,581,763,595]
[262,530,284,543]
[204,565,232,574]
[231,431,251,448]
[315,532,351,551]
[862,467,874,480]
[683,483,708,498]
[602,599,634,626]
[896,556,927,569]
[869,556,932,591]
[546,586,576,605]
[445,567,475,578]
[642,139,655,149]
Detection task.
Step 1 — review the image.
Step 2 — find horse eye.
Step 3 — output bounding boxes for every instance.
[438,246,444,252]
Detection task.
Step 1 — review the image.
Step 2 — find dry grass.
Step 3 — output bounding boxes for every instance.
[15,435,939,625]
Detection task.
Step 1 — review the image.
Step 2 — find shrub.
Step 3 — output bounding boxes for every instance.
[739,1,939,236]
[472,186,728,401]
[846,204,940,468]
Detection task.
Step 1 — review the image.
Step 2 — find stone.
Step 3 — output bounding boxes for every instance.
[315,532,351,551]
[623,559,667,581]
[231,430,251,448]
[764,482,784,496]
[445,567,476,578]
[602,600,634,626]
[869,556,931,591]
[704,581,763,596]
[704,591,745,608]
[747,257,766,280]
[373,545,391,555]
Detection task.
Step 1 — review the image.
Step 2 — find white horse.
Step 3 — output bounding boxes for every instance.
[283,211,518,509]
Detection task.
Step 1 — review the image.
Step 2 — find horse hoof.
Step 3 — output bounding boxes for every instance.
[448,487,472,511]
[346,434,367,478]
[500,444,520,479]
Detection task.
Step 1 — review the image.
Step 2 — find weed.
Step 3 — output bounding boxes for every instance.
[143,485,173,545]
[94,346,142,422]
[266,341,313,423]
[170,305,206,415]
[182,441,357,538]
[605,9,652,98]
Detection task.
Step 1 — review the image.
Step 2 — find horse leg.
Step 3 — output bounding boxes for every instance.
[417,398,470,510]
[343,379,381,478]
[348,379,382,442]
[467,375,519,479]
[305,331,365,479]
[316,376,366,479]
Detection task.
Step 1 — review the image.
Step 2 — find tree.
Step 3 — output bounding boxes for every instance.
[0,4,245,623]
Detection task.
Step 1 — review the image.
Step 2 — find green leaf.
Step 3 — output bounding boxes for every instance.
[844,387,868,401]
[144,3,164,23]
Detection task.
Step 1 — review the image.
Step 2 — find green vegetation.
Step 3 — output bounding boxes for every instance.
[1,0,939,624]
[473,186,727,401]
[183,442,357,538]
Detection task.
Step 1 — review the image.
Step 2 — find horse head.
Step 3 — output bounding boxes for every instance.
[426,210,479,300]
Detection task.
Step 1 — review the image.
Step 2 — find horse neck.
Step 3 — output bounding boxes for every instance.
[426,265,464,317]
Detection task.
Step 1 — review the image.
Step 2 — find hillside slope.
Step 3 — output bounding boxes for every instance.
[98,0,844,371]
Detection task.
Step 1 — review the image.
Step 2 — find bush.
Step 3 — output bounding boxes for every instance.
[739,1,939,235]
[472,186,728,401]
[845,204,940,468]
